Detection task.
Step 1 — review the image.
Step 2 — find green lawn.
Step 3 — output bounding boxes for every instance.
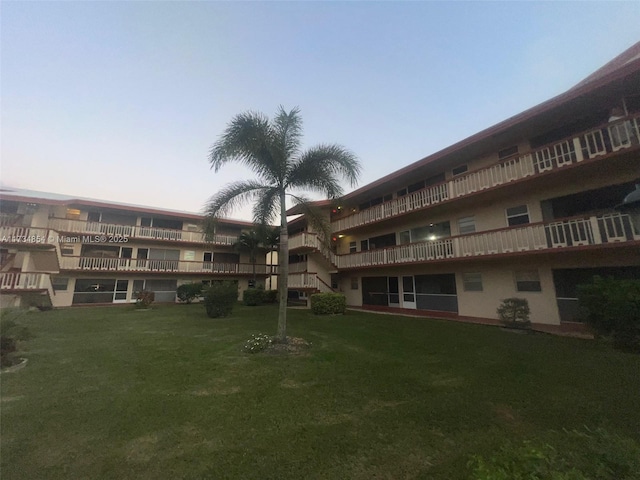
[2,304,640,479]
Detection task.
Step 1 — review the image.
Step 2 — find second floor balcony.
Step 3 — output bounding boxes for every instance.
[334,213,639,270]
[332,115,640,233]
[48,218,239,246]
[59,256,275,275]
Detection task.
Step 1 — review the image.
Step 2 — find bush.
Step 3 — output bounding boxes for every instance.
[176,283,203,303]
[578,276,640,352]
[243,287,265,306]
[243,333,273,353]
[310,293,346,315]
[264,289,279,304]
[0,309,33,340]
[135,290,155,309]
[0,336,18,368]
[497,298,531,329]
[203,281,238,318]
[469,427,640,480]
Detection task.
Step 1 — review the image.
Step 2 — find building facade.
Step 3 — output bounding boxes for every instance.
[286,43,640,328]
[0,189,274,308]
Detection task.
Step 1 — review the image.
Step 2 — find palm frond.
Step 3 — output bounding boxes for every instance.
[208,111,280,183]
[287,144,361,197]
[288,193,333,245]
[203,180,270,239]
[273,106,303,169]
[252,186,281,227]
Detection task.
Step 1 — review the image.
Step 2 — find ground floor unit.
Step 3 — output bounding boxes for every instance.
[0,274,266,308]
[331,248,640,326]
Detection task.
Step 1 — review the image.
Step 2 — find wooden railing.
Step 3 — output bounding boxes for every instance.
[59,256,273,275]
[332,115,640,232]
[47,218,238,245]
[335,213,639,269]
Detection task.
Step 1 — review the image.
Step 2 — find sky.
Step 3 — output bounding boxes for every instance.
[2,1,639,221]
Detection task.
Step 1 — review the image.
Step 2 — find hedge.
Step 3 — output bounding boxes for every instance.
[310,293,346,315]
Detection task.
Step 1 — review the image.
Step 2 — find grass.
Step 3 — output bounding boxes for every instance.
[2,304,640,479]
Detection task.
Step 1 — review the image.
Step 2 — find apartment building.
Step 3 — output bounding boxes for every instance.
[0,189,273,308]
[286,43,640,328]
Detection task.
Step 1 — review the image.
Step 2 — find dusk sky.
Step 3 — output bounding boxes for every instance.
[2,1,639,221]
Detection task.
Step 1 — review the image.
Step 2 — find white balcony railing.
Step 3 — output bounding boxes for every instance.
[332,115,640,233]
[0,272,49,290]
[47,218,238,245]
[0,226,59,248]
[334,213,639,270]
[287,272,319,290]
[288,232,338,267]
[59,256,273,275]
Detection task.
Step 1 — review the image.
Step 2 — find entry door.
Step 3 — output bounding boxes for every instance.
[388,277,400,307]
[113,280,129,303]
[402,275,416,309]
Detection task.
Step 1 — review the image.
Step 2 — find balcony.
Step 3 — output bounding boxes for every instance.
[0,272,52,292]
[334,213,639,270]
[47,218,238,245]
[59,256,274,275]
[332,115,640,233]
[0,226,59,249]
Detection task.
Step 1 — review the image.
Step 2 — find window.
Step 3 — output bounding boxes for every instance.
[397,188,408,197]
[458,216,476,235]
[66,209,81,220]
[51,276,69,291]
[498,145,519,160]
[399,230,411,245]
[351,277,359,290]
[462,273,483,292]
[515,270,542,292]
[407,180,425,193]
[360,239,369,251]
[452,164,468,176]
[349,241,357,253]
[506,205,530,226]
[61,244,75,256]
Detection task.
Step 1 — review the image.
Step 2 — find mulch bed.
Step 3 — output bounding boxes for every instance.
[263,337,311,356]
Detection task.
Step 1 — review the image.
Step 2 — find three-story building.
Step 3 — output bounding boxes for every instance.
[286,42,640,329]
[0,188,273,308]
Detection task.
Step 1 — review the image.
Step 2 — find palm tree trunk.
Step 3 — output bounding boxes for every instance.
[276,189,289,342]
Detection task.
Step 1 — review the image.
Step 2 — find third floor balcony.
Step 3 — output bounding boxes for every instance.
[332,114,640,233]
[48,218,238,246]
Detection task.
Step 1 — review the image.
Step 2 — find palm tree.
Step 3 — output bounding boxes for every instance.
[234,230,262,286]
[204,106,361,342]
[259,226,280,290]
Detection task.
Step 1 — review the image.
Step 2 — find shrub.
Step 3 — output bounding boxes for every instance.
[243,287,265,306]
[176,283,203,304]
[203,281,238,318]
[1,309,33,340]
[243,333,273,353]
[264,289,279,304]
[0,335,18,368]
[310,293,346,315]
[497,298,531,329]
[578,276,640,352]
[135,290,155,309]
